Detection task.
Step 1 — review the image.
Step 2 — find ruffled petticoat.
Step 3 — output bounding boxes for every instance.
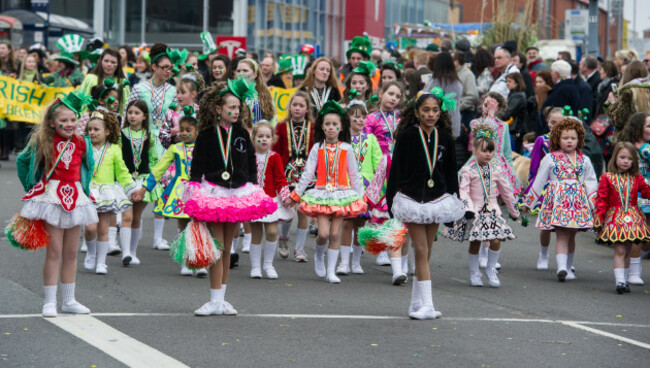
[298,188,367,218]
[21,180,98,229]
[467,210,516,241]
[391,192,465,225]
[253,195,296,223]
[90,182,133,213]
[183,180,277,223]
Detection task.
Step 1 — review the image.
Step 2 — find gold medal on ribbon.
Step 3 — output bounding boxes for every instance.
[296,158,304,166]
[418,127,438,191]
[155,119,163,127]
[132,171,139,179]
[217,125,233,182]
[486,204,493,212]
[222,171,230,180]
[624,215,632,222]
[427,179,434,188]
[326,183,334,192]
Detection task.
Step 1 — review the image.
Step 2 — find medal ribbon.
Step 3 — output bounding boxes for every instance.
[614,173,631,213]
[324,142,341,186]
[566,151,581,183]
[311,87,331,111]
[417,127,439,182]
[353,133,365,170]
[45,137,72,181]
[290,120,307,157]
[476,163,492,205]
[380,109,396,142]
[217,125,233,173]
[128,127,144,170]
[183,142,194,177]
[92,143,109,177]
[259,152,270,185]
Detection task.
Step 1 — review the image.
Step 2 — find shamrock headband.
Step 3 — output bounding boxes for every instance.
[349,88,361,100]
[182,105,198,122]
[383,60,404,70]
[352,61,376,77]
[151,48,172,64]
[472,124,496,140]
[577,108,590,121]
[320,100,346,117]
[414,86,457,112]
[98,78,116,99]
[561,105,573,117]
[217,78,257,101]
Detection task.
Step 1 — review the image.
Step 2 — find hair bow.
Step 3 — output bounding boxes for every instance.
[319,100,346,117]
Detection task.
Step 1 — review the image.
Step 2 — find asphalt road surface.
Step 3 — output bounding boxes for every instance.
[0,158,648,367]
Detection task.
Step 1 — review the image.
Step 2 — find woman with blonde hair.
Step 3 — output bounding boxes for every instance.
[297,57,341,116]
[607,60,650,139]
[233,58,276,123]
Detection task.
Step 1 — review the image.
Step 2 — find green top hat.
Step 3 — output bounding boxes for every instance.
[56,34,85,54]
[291,55,308,79]
[54,52,79,66]
[347,35,372,59]
[219,78,257,101]
[199,31,221,61]
[276,54,294,74]
[50,91,93,117]
[352,61,376,77]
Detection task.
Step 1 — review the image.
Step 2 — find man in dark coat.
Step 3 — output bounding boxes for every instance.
[538,60,580,132]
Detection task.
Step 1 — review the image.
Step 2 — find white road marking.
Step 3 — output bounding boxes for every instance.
[561,321,650,350]
[45,315,190,368]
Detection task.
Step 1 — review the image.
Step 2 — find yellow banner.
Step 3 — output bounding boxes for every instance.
[269,86,297,122]
[0,76,74,124]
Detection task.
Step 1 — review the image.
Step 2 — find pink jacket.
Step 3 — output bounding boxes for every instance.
[459,163,519,217]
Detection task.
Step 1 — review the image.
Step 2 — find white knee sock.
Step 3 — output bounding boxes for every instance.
[487,249,501,269]
[263,240,277,269]
[629,257,642,277]
[295,228,308,251]
[96,241,109,265]
[351,245,363,266]
[408,249,415,271]
[390,256,402,277]
[479,244,488,259]
[86,237,97,257]
[614,268,626,284]
[120,228,132,258]
[401,255,408,273]
[249,243,262,269]
[153,218,165,242]
[61,283,76,304]
[130,228,142,257]
[468,253,480,273]
[243,233,252,249]
[108,227,117,244]
[326,249,339,276]
[281,220,292,238]
[339,244,351,267]
[315,242,326,258]
[540,244,549,258]
[566,252,575,270]
[624,268,630,281]
[116,212,122,227]
[44,285,57,305]
[231,237,239,253]
[556,253,568,271]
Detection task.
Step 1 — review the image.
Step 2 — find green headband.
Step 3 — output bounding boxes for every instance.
[414,86,457,112]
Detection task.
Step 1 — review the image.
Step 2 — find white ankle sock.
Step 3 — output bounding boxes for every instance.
[351,245,363,266]
[566,252,575,270]
[418,280,433,307]
[61,283,76,304]
[243,233,252,249]
[210,288,224,304]
[339,245,351,267]
[231,237,239,253]
[390,257,402,277]
[487,249,500,269]
[249,243,262,269]
[401,255,408,272]
[263,241,277,269]
[96,241,109,265]
[44,285,57,305]
[295,228,308,251]
[629,257,642,276]
[153,218,165,242]
[468,253,479,273]
[281,220,292,238]
[540,245,549,258]
[120,228,132,257]
[326,249,340,276]
[86,237,97,257]
[130,228,142,257]
[614,268,626,284]
[556,253,568,270]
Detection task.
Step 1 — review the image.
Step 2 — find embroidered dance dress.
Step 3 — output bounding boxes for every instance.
[520,133,550,213]
[443,163,519,242]
[129,79,177,155]
[386,126,465,224]
[18,134,98,228]
[364,109,400,155]
[89,143,137,213]
[183,123,277,223]
[289,141,367,217]
[144,142,194,219]
[350,131,382,219]
[594,173,650,244]
[253,151,296,223]
[121,127,162,203]
[522,151,599,230]
[273,120,316,190]
[464,116,520,194]
[637,143,650,213]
